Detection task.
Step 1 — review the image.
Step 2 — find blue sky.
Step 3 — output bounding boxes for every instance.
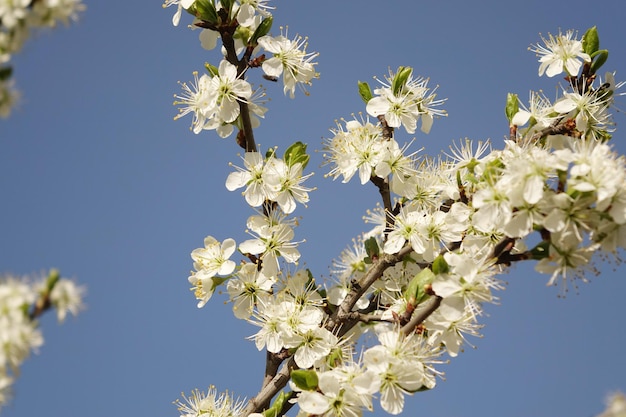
[1,1,625,417]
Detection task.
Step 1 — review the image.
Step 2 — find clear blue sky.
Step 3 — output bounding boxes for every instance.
[1,1,625,416]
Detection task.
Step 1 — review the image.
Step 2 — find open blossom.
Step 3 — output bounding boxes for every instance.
[263,158,314,214]
[226,152,269,207]
[206,60,252,123]
[49,279,85,323]
[238,214,301,276]
[257,32,318,98]
[366,69,446,134]
[188,236,237,308]
[162,0,194,26]
[323,117,385,185]
[512,90,557,129]
[227,263,275,319]
[174,71,212,134]
[175,386,246,417]
[530,30,590,77]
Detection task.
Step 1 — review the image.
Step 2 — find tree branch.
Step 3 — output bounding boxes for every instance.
[401,295,442,335]
[327,245,414,337]
[243,357,298,416]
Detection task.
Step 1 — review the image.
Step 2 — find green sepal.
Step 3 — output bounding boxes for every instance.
[582,26,599,56]
[291,369,319,391]
[363,236,380,264]
[193,0,218,24]
[261,391,290,417]
[505,93,519,124]
[250,16,273,45]
[529,240,550,260]
[391,66,413,96]
[590,50,609,74]
[404,268,434,305]
[358,81,373,103]
[0,66,12,81]
[204,62,219,77]
[432,255,449,275]
[283,141,309,169]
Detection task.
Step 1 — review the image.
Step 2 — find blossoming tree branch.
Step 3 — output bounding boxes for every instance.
[167,1,625,416]
[0,269,84,409]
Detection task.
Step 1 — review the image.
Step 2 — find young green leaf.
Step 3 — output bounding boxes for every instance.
[582,26,599,56]
[590,50,609,74]
[505,93,519,124]
[283,141,309,169]
[358,81,373,103]
[291,369,319,391]
[391,66,413,96]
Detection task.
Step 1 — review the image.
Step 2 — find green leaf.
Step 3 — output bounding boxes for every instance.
[432,255,449,275]
[364,236,380,260]
[193,0,218,24]
[357,81,373,103]
[582,26,599,56]
[283,141,309,169]
[291,369,319,391]
[505,93,519,124]
[590,49,609,74]
[250,16,273,44]
[391,66,413,96]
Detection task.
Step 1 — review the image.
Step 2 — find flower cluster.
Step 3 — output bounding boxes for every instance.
[170,0,318,138]
[365,67,447,134]
[171,7,626,417]
[0,0,85,117]
[0,270,84,409]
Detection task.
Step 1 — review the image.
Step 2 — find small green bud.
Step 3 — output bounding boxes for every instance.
[391,66,413,96]
[291,369,319,391]
[358,81,373,103]
[582,26,600,56]
[283,141,309,169]
[505,93,519,124]
[404,268,434,305]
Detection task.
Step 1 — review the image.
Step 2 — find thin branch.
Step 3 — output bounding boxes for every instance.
[401,296,442,335]
[370,175,394,233]
[243,358,298,416]
[328,245,414,336]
